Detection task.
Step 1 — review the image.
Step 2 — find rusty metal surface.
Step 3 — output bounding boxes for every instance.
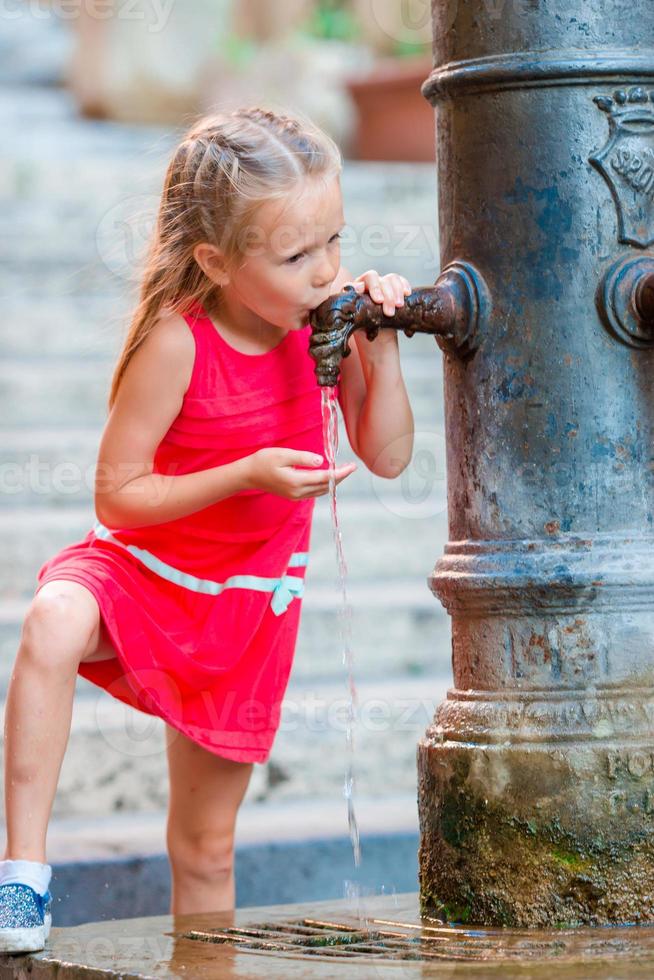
[308,0,654,934]
[411,0,654,928]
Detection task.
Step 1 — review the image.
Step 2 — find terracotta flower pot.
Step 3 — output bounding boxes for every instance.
[344,55,435,162]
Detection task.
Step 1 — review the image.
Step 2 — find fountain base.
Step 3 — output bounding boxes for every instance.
[418,736,654,929]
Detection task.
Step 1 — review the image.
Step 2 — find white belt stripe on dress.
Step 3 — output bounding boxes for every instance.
[92,521,308,616]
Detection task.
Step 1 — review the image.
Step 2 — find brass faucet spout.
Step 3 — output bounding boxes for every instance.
[308,261,490,387]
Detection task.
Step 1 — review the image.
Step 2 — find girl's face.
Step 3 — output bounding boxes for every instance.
[223,173,346,331]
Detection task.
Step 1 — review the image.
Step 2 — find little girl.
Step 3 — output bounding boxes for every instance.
[0,106,414,952]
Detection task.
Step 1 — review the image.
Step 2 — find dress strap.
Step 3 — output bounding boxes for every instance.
[178,302,212,399]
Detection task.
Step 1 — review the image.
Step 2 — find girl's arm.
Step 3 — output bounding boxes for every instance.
[95,313,252,530]
[329,267,414,479]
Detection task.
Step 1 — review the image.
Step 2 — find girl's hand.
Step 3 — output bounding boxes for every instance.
[245,448,357,500]
[345,270,412,317]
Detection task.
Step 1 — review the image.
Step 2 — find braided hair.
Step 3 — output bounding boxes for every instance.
[108,106,342,410]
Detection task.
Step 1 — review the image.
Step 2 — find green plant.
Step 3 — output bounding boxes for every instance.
[220,32,258,68]
[299,0,361,43]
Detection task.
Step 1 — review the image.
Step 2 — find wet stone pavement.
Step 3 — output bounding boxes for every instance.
[6,891,654,978]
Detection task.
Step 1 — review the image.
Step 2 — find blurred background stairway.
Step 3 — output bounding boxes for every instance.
[0,4,451,907]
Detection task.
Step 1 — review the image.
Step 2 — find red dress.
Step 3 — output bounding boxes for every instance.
[34,301,340,764]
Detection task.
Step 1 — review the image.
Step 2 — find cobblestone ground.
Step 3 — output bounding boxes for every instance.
[0,13,450,830]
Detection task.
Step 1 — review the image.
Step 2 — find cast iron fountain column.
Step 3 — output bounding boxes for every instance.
[416,0,654,927]
[310,0,654,928]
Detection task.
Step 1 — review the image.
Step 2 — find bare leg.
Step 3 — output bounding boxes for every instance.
[165,722,254,915]
[3,581,116,862]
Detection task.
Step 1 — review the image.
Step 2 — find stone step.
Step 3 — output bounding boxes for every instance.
[0,222,439,299]
[0,192,439,282]
[0,378,446,505]
[0,85,170,158]
[0,578,450,696]
[18,834,421,932]
[1,294,444,360]
[0,16,71,87]
[1,295,131,359]
[2,130,436,208]
[17,792,421,864]
[0,265,129,301]
[1,112,435,194]
[0,348,444,428]
[2,86,440,287]
[0,674,450,820]
[0,497,449,598]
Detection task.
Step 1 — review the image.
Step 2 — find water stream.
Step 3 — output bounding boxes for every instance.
[320,385,371,927]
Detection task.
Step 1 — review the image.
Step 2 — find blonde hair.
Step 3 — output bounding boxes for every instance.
[107,106,343,410]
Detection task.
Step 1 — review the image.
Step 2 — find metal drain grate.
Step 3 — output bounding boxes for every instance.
[180,916,575,962]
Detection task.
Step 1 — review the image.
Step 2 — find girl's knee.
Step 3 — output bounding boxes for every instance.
[22,582,100,668]
[167,826,236,880]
